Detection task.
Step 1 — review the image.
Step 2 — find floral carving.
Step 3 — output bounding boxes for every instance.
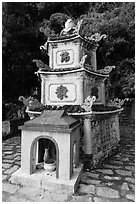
[55,84,68,100]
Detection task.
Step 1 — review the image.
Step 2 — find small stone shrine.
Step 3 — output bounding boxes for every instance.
[11,110,83,193]
[11,19,123,193]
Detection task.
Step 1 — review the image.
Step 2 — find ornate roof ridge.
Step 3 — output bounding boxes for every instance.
[48,34,97,46]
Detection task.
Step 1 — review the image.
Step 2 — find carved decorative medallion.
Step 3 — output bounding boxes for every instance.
[60,51,70,63]
[55,84,68,100]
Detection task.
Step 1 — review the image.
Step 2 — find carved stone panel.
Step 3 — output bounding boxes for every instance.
[56,49,74,65]
[49,39,80,69]
[55,84,68,100]
[49,83,76,102]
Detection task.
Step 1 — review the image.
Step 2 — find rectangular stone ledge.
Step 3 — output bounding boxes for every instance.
[19,122,81,134]
[10,163,83,194]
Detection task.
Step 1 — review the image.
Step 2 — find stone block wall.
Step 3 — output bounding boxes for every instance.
[2,118,27,136]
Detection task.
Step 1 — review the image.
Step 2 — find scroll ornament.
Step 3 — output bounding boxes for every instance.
[81,95,96,112]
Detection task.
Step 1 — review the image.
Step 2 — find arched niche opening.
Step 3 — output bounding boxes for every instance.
[30,135,59,178]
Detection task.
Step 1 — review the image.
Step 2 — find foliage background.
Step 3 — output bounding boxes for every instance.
[2,2,135,103]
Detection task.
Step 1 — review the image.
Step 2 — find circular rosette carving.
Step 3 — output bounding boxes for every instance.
[55,84,68,100]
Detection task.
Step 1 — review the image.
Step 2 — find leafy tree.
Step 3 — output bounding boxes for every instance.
[36,2,89,19]
[78,2,135,99]
[2,2,90,101]
[39,13,69,37]
[2,2,42,100]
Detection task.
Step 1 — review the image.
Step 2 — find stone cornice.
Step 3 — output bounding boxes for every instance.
[36,67,109,78]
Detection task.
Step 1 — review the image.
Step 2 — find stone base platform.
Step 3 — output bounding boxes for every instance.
[10,163,83,194]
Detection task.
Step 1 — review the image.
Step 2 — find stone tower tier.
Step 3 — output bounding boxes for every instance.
[47,34,98,71]
[37,68,108,106]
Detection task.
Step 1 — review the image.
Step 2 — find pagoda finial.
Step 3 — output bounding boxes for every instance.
[60,19,82,36]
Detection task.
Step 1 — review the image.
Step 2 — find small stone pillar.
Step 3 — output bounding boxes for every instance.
[83,117,93,155]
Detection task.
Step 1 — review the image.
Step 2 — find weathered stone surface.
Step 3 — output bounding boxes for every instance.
[16,186,43,196]
[103,164,121,169]
[93,196,111,202]
[2,159,13,164]
[2,191,12,202]
[4,151,12,155]
[83,172,99,179]
[2,147,13,151]
[88,179,101,185]
[107,182,113,186]
[125,165,135,172]
[14,160,21,166]
[110,160,123,165]
[121,157,129,162]
[16,150,21,153]
[116,170,132,176]
[78,184,95,194]
[115,152,122,158]
[16,145,21,148]
[82,178,101,185]
[13,153,21,157]
[69,195,92,202]
[3,194,31,202]
[97,169,113,175]
[125,193,135,201]
[125,177,135,183]
[114,154,121,158]
[2,163,12,169]
[129,184,135,192]
[94,196,130,202]
[2,175,8,181]
[17,185,70,202]
[121,182,129,191]
[81,175,101,185]
[96,187,120,198]
[4,165,19,174]
[35,191,70,202]
[14,155,21,161]
[3,155,15,160]
[104,176,121,181]
[2,182,20,194]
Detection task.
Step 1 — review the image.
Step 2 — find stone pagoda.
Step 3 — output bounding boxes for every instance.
[10,19,122,194]
[35,20,110,107]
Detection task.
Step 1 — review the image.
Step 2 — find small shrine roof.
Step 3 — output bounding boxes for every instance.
[22,110,80,132]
